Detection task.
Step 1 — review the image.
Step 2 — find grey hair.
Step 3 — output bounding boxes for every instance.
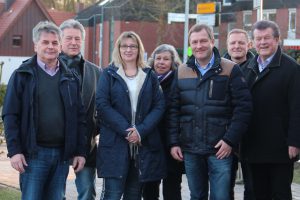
[59,19,85,40]
[148,44,182,71]
[32,21,61,44]
[251,20,280,39]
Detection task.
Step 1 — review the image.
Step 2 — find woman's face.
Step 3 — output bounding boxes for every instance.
[119,38,139,64]
[154,51,172,75]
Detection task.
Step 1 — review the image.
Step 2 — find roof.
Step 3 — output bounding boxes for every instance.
[75,0,200,26]
[0,0,52,41]
[48,9,75,25]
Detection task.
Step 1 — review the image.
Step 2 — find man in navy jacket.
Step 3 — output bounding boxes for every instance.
[2,21,86,200]
[168,24,252,199]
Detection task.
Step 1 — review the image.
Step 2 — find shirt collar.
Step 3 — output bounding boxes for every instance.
[257,52,276,72]
[195,53,215,76]
[37,58,60,76]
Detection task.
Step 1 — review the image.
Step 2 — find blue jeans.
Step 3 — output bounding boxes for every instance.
[20,146,69,200]
[100,159,142,200]
[75,166,96,200]
[184,152,232,200]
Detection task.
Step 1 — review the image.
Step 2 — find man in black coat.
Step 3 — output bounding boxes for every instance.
[223,28,255,200]
[241,20,300,200]
[59,19,101,200]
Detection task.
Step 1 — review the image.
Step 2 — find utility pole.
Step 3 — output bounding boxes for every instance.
[183,0,190,63]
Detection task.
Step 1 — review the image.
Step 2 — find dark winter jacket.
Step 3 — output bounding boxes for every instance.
[241,47,300,163]
[223,51,255,71]
[168,47,252,154]
[157,70,184,174]
[96,64,166,182]
[2,55,87,160]
[60,53,102,167]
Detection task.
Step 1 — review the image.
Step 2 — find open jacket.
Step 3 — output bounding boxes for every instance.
[96,63,166,182]
[168,47,252,155]
[2,55,87,160]
[241,47,300,163]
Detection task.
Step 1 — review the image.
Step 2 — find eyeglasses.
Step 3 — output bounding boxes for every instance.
[120,45,138,50]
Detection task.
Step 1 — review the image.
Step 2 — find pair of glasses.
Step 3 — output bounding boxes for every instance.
[120,45,138,50]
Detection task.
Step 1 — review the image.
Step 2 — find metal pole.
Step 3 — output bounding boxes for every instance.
[183,0,189,63]
[99,5,104,67]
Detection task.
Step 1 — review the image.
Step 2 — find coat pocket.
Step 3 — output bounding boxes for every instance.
[179,119,194,144]
[206,118,229,146]
[208,77,229,100]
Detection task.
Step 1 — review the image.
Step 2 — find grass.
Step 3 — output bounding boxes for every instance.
[293,162,300,184]
[0,186,21,200]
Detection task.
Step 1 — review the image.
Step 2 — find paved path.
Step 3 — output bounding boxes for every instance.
[1,143,300,199]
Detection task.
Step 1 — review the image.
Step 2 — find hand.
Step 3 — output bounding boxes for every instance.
[10,154,28,173]
[215,140,232,159]
[170,146,184,161]
[73,156,86,173]
[288,146,299,159]
[125,127,140,144]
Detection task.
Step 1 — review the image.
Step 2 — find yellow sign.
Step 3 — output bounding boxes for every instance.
[197,2,216,14]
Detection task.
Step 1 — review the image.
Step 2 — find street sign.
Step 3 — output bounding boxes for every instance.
[196,14,216,26]
[167,13,198,24]
[197,2,216,14]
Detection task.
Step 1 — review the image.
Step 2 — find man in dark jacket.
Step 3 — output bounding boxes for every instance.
[223,28,255,200]
[59,19,101,200]
[2,21,86,200]
[241,20,300,200]
[168,24,252,199]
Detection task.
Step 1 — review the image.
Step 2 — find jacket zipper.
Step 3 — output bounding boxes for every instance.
[67,84,73,106]
[209,80,213,98]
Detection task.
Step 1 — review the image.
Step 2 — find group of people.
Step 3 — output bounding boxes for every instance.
[2,17,300,200]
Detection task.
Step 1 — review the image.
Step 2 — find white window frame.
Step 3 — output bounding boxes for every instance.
[263,9,276,21]
[228,22,236,33]
[289,8,296,32]
[243,11,252,27]
[223,0,231,6]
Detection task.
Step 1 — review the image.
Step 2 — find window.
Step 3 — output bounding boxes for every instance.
[223,0,232,6]
[228,22,236,32]
[289,9,296,32]
[263,9,276,22]
[12,35,22,48]
[243,11,252,33]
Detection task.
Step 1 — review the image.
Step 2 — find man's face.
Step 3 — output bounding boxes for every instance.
[253,27,279,61]
[227,33,250,62]
[34,32,61,64]
[189,29,214,64]
[61,28,82,57]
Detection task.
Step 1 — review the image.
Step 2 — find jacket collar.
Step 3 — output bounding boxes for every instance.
[17,55,73,78]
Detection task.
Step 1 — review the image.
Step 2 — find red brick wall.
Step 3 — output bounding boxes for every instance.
[276,8,289,40]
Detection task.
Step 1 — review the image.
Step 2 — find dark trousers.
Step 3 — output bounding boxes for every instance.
[250,163,294,200]
[143,171,182,200]
[230,155,255,200]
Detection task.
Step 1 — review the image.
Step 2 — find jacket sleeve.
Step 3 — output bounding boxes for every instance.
[135,72,165,139]
[96,69,131,137]
[166,69,181,147]
[2,72,23,158]
[287,63,300,148]
[223,65,253,147]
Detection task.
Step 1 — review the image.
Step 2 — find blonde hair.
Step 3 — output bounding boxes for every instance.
[227,29,249,43]
[111,31,147,68]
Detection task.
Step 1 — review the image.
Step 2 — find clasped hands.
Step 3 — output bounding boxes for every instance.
[125,127,141,145]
